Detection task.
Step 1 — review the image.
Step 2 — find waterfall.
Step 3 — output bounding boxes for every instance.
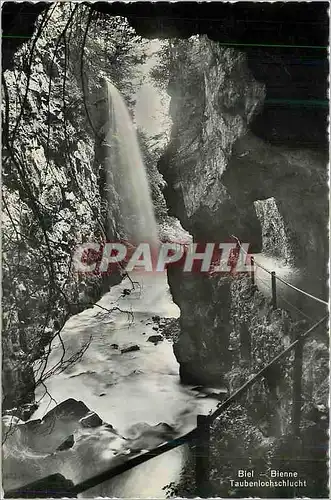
[99,79,158,248]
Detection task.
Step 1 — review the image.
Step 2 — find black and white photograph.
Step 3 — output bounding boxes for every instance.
[2,2,329,498]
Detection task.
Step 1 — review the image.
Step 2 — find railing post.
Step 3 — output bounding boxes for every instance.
[195,415,210,497]
[271,271,277,309]
[250,256,255,285]
[292,336,304,437]
[240,323,251,366]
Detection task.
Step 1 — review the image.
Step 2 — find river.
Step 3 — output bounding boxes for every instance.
[3,272,218,498]
[3,256,326,497]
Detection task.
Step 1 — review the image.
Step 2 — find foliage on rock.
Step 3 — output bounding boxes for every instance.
[168,277,328,498]
[137,128,168,220]
[2,4,152,410]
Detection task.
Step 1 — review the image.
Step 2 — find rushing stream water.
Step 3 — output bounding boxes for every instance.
[3,273,219,497]
[3,79,326,497]
[3,261,325,497]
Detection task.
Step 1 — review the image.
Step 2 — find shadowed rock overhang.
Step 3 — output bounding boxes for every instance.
[2,2,328,148]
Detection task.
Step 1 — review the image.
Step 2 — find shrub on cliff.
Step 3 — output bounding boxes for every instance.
[2,4,152,410]
[138,128,168,220]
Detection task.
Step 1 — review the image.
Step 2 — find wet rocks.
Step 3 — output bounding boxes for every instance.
[2,415,25,430]
[56,434,74,451]
[45,398,89,420]
[3,402,38,422]
[152,315,167,329]
[79,411,103,428]
[5,473,76,498]
[124,421,176,452]
[111,343,119,349]
[160,318,181,341]
[147,334,164,344]
[104,423,115,431]
[121,344,140,354]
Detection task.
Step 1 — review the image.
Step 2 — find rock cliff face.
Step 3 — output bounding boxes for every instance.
[254,197,293,264]
[2,14,120,411]
[159,36,328,386]
[160,37,265,247]
[168,270,232,385]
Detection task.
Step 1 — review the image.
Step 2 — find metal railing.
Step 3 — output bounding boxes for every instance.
[4,244,328,498]
[5,316,327,498]
[231,235,328,308]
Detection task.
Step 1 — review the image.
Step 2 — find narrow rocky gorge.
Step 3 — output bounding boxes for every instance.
[2,4,328,498]
[156,35,328,496]
[158,36,328,390]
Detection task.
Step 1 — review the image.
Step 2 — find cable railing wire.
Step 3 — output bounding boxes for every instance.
[256,273,314,321]
[4,313,327,498]
[231,235,328,306]
[4,237,328,498]
[208,314,327,423]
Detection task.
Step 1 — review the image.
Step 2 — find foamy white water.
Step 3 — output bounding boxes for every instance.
[3,273,218,497]
[33,273,210,434]
[4,260,324,496]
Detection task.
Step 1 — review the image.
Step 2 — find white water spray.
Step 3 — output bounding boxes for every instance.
[99,79,158,247]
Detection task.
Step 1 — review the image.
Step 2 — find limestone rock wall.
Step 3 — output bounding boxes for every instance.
[160,35,328,386]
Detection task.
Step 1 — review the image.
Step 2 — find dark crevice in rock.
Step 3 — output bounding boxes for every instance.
[2,3,328,148]
[158,35,327,387]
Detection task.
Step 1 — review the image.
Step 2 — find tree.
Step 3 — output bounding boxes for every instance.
[149,40,177,90]
[137,128,168,220]
[2,3,151,412]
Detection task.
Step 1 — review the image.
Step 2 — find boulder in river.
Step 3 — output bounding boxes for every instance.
[154,422,175,436]
[192,386,229,399]
[45,398,90,421]
[111,343,119,349]
[79,411,103,428]
[56,434,74,451]
[147,334,164,343]
[124,421,176,452]
[4,473,76,498]
[121,345,140,354]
